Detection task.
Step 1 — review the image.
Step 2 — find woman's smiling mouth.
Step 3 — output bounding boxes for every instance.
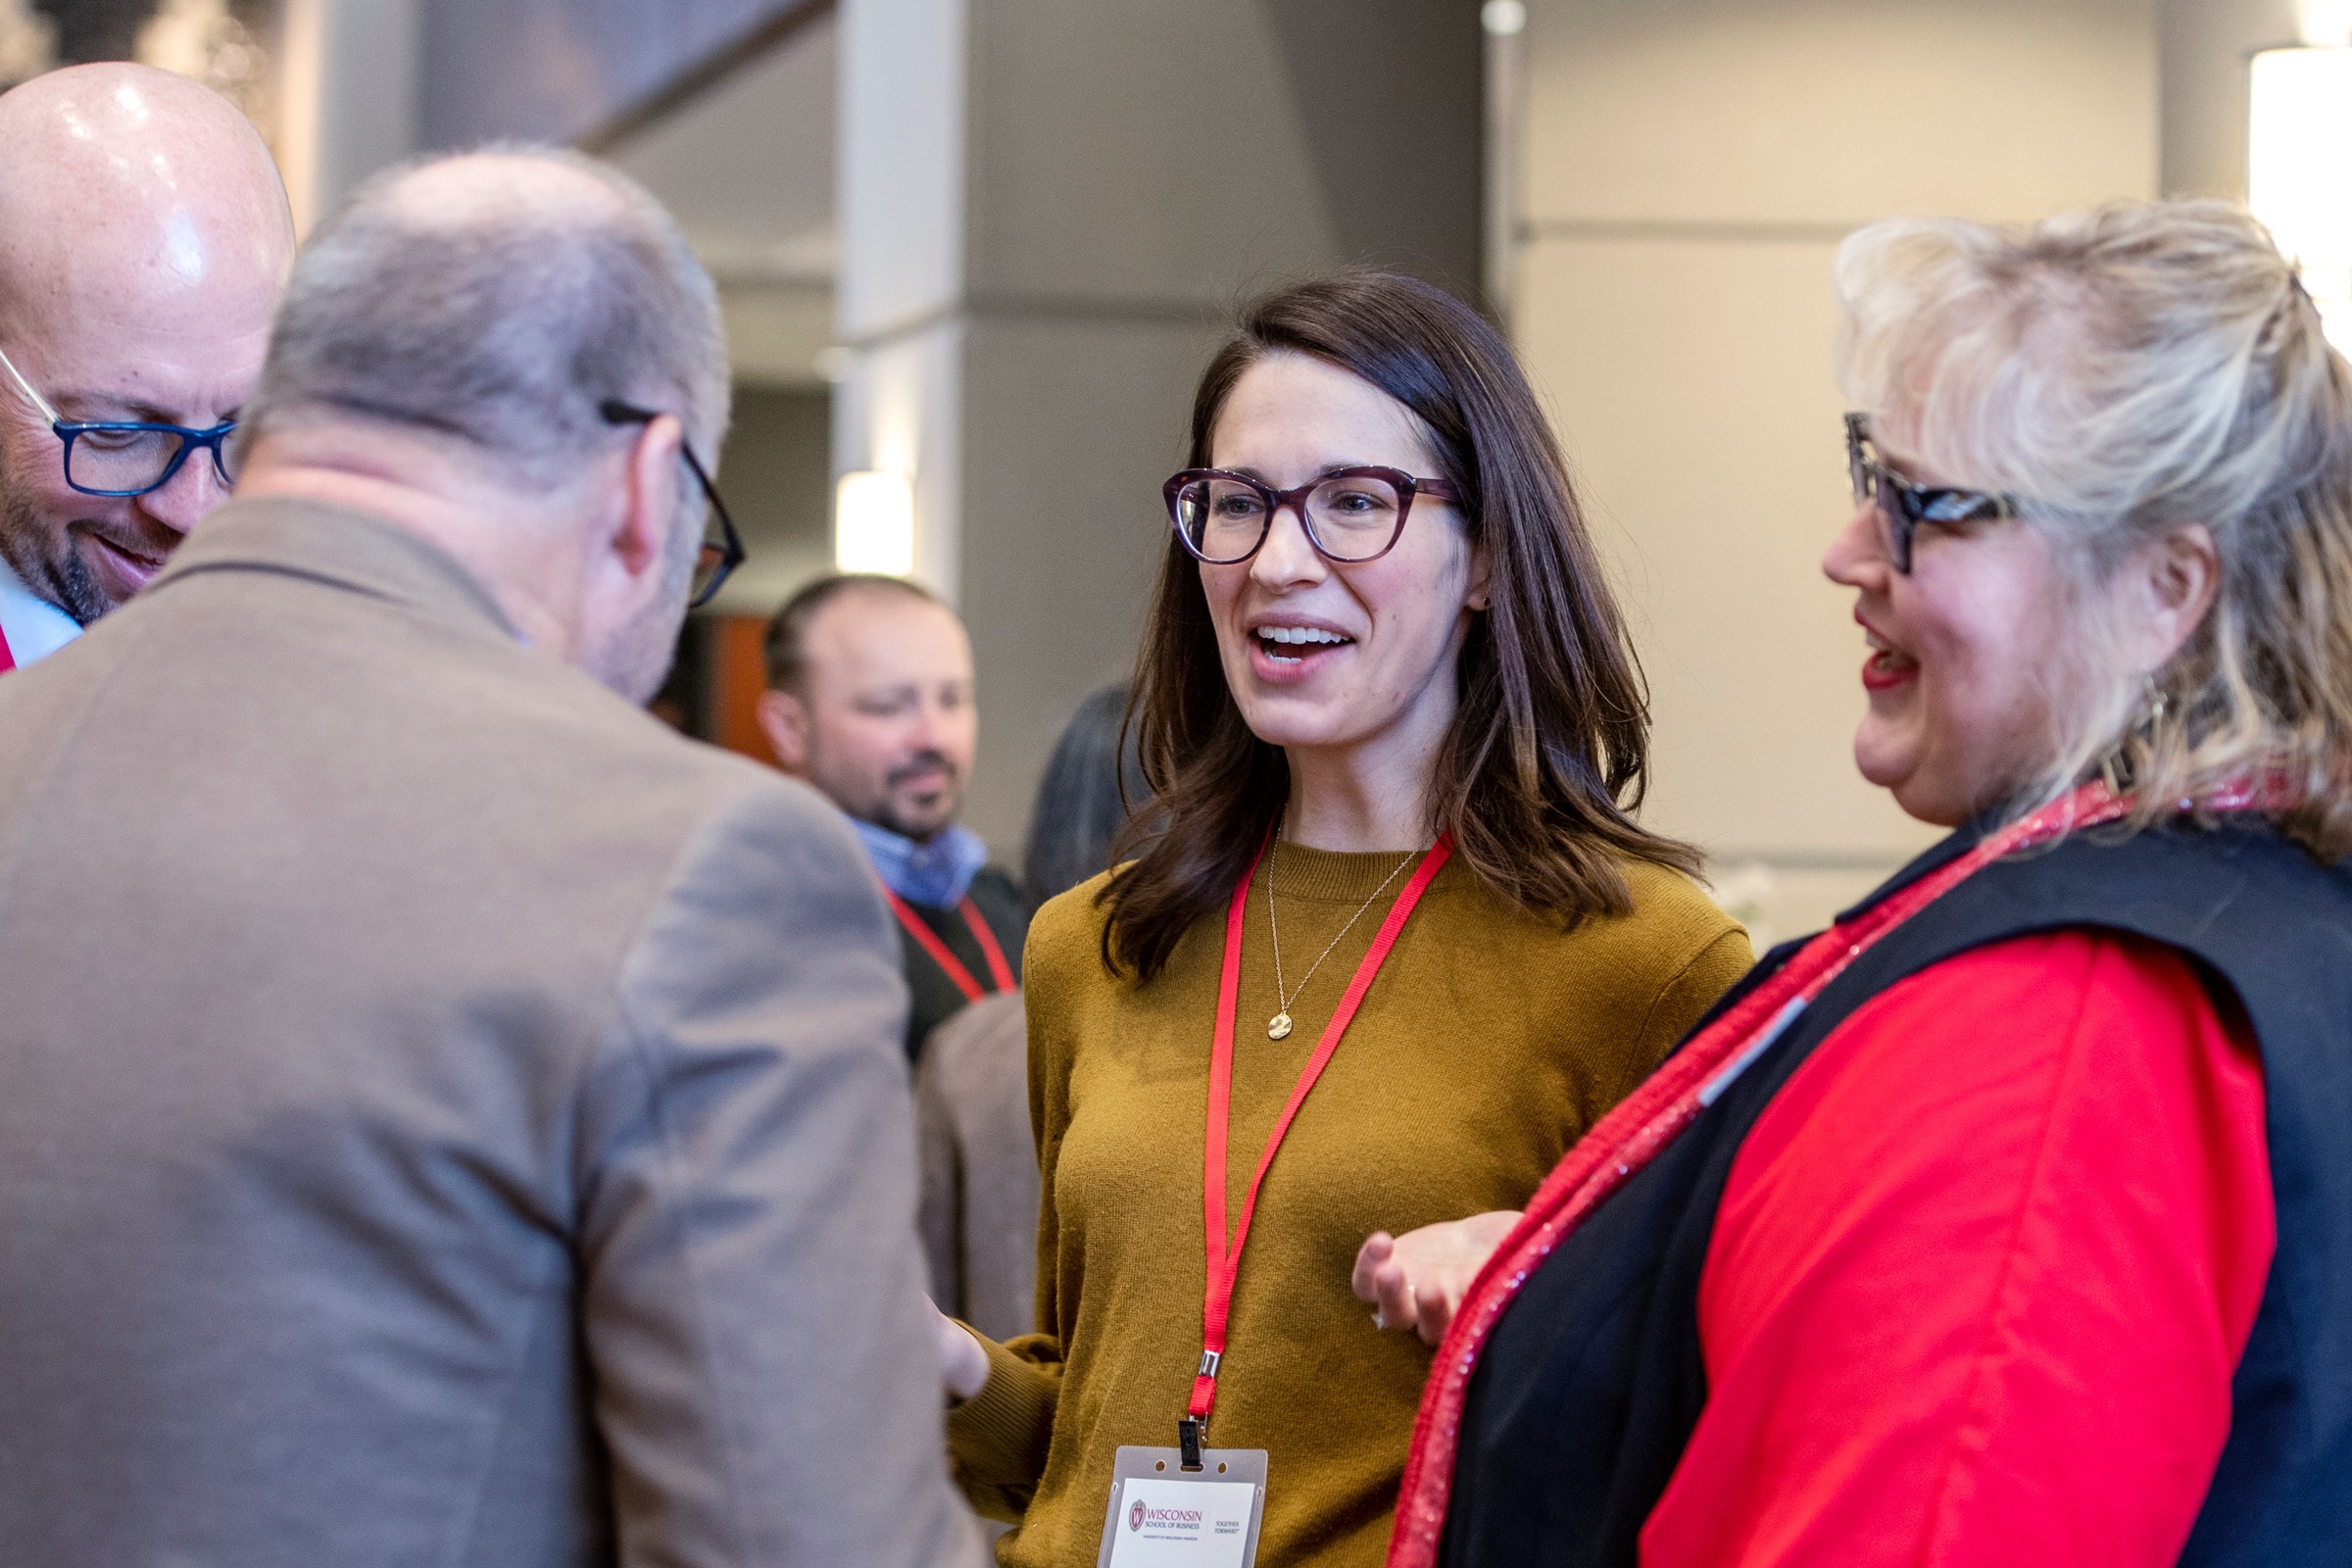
[1254,623,1352,662]
[1861,625,1920,691]
[1245,620,1356,683]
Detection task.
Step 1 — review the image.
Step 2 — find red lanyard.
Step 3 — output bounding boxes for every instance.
[0,620,15,674]
[1180,832,1453,1463]
[881,886,1016,1002]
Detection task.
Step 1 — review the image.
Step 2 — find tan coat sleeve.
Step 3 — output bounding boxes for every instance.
[943,909,1085,1521]
[577,781,982,1568]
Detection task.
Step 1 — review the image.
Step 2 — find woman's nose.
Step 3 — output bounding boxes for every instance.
[1823,500,1890,588]
[1250,502,1326,588]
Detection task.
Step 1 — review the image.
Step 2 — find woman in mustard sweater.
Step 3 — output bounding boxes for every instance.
[929,270,1750,1566]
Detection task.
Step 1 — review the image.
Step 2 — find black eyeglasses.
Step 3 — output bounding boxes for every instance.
[1844,412,2020,573]
[1162,465,1460,564]
[600,400,744,609]
[0,343,238,499]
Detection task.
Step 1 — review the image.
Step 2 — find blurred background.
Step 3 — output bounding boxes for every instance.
[7,0,2346,940]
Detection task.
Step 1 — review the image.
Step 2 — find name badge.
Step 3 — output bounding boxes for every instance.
[1096,1445,1269,1568]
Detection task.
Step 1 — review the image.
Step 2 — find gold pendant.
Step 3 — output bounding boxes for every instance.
[1268,1012,1293,1041]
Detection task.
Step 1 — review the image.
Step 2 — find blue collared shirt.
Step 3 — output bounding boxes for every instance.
[853,817,992,909]
[0,552,80,668]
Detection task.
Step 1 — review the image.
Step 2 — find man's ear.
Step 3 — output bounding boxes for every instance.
[612,414,684,580]
[757,687,813,773]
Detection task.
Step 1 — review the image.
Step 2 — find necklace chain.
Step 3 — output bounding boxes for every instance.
[1264,837,1420,1041]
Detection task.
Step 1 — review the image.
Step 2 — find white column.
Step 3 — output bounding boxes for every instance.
[832,0,968,601]
[275,0,422,235]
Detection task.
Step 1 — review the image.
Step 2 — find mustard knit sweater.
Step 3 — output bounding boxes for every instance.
[949,845,1751,1567]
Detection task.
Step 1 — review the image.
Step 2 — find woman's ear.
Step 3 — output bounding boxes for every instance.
[1463,540,1494,612]
[2127,523,2221,672]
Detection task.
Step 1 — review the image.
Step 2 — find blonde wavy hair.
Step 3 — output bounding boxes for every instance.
[1836,199,2352,858]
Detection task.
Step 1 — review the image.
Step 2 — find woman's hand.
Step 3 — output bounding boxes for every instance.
[1352,1210,1522,1346]
[929,1296,991,1401]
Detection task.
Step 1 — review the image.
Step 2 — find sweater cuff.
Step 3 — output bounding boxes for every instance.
[948,1328,1058,1487]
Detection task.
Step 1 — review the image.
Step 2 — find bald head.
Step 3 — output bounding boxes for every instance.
[0,63,292,622]
[0,63,291,342]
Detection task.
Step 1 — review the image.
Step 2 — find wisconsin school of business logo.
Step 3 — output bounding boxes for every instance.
[1130,1500,1147,1532]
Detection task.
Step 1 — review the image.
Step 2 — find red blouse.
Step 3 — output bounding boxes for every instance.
[1640,931,2276,1568]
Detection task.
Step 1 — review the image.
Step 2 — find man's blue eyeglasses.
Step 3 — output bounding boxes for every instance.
[0,344,238,499]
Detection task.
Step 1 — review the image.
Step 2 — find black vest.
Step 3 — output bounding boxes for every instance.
[1441,820,2352,1567]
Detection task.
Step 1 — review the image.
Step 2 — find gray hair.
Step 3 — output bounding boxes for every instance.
[242,145,728,500]
[1837,199,2352,858]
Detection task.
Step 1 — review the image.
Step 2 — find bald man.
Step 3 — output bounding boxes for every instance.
[0,63,291,672]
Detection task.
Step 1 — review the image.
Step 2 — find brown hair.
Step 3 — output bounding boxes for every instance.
[1101,269,1701,980]
[762,573,944,693]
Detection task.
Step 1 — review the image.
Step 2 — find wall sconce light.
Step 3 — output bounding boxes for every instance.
[2248,45,2352,351]
[834,470,915,576]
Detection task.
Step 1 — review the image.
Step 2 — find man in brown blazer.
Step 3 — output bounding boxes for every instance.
[0,148,978,1568]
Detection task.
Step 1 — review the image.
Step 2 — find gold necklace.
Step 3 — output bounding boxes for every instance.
[1264,838,1420,1041]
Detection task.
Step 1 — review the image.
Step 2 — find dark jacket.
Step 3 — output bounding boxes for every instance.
[895,864,1030,1060]
[1443,819,2352,1568]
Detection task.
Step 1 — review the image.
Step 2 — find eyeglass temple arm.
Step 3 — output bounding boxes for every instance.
[0,345,63,426]
[602,398,741,548]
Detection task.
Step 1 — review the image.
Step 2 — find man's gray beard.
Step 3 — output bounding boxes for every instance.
[585,514,698,706]
[0,468,109,626]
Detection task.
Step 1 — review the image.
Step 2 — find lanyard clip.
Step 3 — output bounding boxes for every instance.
[1178,1416,1204,1470]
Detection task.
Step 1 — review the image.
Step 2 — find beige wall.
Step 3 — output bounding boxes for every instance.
[1507,0,2160,941]
[2160,0,2301,200]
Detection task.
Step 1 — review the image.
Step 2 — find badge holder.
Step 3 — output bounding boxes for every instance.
[1096,1443,1268,1568]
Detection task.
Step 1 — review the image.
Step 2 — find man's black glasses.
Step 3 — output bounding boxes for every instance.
[1844,411,2020,573]
[601,399,744,610]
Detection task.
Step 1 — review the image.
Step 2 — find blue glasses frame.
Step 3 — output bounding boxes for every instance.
[0,343,237,499]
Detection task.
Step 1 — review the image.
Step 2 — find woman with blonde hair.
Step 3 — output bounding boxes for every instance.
[1380,202,2352,1567]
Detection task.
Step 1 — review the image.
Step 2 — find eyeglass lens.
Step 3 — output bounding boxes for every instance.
[1172,472,1406,563]
[1844,424,1914,570]
[67,427,237,497]
[690,536,730,605]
